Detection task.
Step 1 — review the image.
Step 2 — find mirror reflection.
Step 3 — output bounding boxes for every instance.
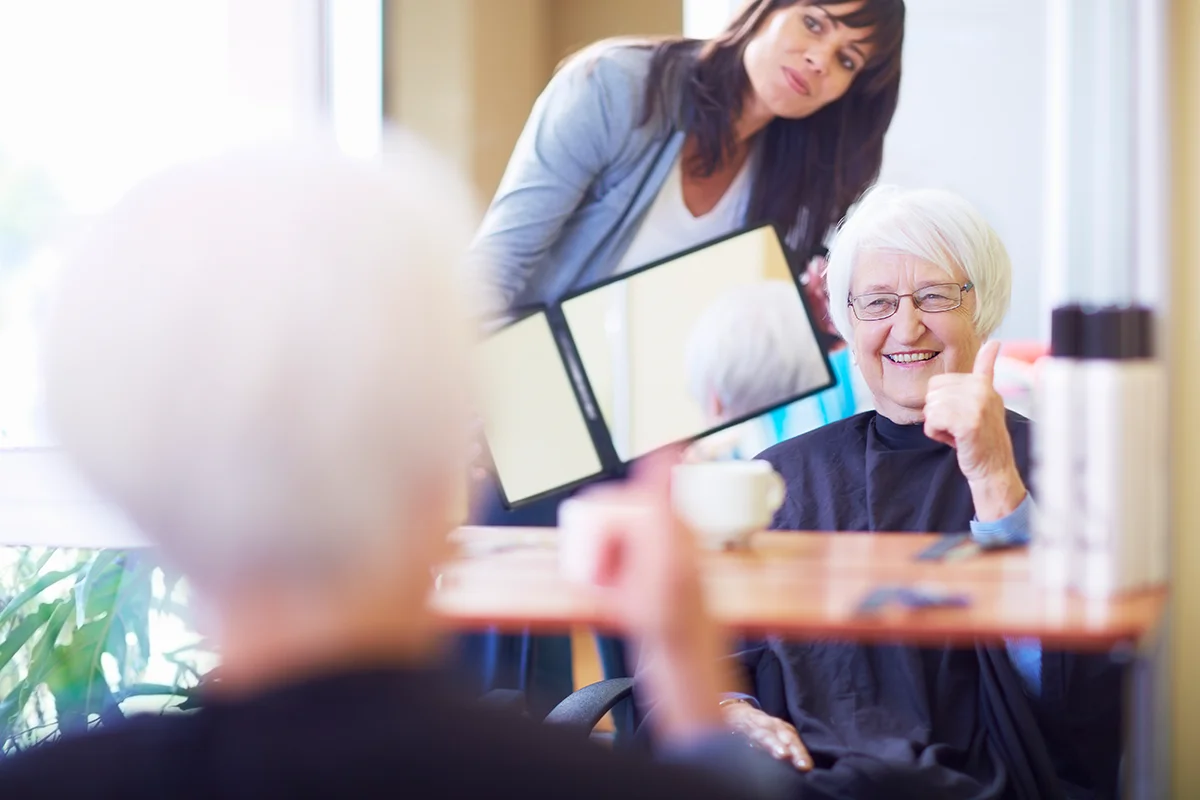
[562,226,831,460]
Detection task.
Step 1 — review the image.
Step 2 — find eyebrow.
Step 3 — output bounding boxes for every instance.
[856,281,959,294]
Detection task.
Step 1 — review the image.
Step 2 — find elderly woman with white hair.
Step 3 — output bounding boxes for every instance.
[714,186,1122,799]
[0,136,802,798]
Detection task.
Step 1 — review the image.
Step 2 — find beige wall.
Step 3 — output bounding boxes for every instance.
[385,0,476,170]
[383,0,681,200]
[1171,0,1200,794]
[545,0,682,72]
[470,0,550,199]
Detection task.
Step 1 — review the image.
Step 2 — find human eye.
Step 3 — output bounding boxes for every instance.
[860,295,896,317]
[916,286,957,309]
[839,53,857,71]
[803,13,822,33]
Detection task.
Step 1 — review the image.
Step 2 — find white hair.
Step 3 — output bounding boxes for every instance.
[824,185,1012,342]
[41,130,483,588]
[685,281,827,422]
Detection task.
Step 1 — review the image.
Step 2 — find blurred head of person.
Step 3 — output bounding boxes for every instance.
[41,130,485,691]
[685,280,827,426]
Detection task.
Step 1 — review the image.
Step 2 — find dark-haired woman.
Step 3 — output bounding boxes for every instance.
[463,0,906,731]
[476,0,904,313]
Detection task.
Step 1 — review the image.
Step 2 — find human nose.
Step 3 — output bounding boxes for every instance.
[804,42,835,75]
[889,298,927,343]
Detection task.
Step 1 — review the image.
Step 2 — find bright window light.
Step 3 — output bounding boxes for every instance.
[327,0,383,157]
[0,0,323,449]
[683,0,739,38]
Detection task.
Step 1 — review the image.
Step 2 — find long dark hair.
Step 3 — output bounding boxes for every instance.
[642,0,905,260]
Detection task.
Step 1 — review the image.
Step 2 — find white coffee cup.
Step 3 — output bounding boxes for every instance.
[670,460,785,549]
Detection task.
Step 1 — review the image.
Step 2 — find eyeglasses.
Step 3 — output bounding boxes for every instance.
[847,282,974,322]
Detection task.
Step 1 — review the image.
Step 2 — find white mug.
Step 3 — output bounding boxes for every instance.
[670,460,786,549]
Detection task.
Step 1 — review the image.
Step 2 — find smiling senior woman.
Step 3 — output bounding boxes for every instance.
[824,184,1026,525]
[715,186,1123,799]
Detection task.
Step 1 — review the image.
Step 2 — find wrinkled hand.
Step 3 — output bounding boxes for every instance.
[723,702,812,772]
[923,341,1026,520]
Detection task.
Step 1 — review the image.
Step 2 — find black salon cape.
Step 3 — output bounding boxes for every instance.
[740,410,1123,800]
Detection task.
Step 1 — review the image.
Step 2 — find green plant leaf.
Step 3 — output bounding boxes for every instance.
[76,550,125,626]
[25,600,72,688]
[71,618,111,651]
[45,616,124,728]
[104,615,129,687]
[115,557,153,673]
[0,566,83,630]
[0,677,31,744]
[0,604,68,748]
[46,656,117,728]
[26,548,58,577]
[0,603,56,674]
[73,618,116,689]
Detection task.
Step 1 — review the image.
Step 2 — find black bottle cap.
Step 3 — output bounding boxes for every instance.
[1082,307,1123,359]
[1049,305,1085,358]
[1081,305,1157,360]
[1127,306,1155,359]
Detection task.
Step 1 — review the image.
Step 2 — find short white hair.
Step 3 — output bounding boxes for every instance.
[824,185,1012,342]
[685,281,827,421]
[42,130,482,588]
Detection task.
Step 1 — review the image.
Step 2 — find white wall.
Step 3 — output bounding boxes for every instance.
[0,450,146,547]
[875,0,1046,341]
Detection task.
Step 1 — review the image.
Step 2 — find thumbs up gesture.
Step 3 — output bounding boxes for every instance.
[923,340,1027,521]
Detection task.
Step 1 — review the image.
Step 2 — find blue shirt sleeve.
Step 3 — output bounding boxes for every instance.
[969,491,1033,547]
[470,49,641,312]
[970,493,1041,696]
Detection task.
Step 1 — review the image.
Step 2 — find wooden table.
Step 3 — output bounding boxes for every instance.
[436,526,1167,798]
[434,527,1166,651]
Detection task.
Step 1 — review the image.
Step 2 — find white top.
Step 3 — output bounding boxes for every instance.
[615,150,755,275]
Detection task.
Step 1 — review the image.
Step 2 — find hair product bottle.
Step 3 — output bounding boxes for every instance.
[1032,305,1085,590]
[1079,306,1167,596]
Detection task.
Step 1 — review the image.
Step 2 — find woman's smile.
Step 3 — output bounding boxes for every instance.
[884,350,941,366]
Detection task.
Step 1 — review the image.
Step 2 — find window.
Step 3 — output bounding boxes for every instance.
[682,0,740,38]
[0,0,382,753]
[0,0,385,549]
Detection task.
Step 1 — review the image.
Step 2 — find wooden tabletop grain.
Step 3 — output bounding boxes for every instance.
[433,527,1165,651]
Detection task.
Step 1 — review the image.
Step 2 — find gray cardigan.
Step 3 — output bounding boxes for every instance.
[472,44,687,314]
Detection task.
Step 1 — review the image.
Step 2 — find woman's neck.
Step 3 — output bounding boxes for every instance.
[734,90,775,144]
